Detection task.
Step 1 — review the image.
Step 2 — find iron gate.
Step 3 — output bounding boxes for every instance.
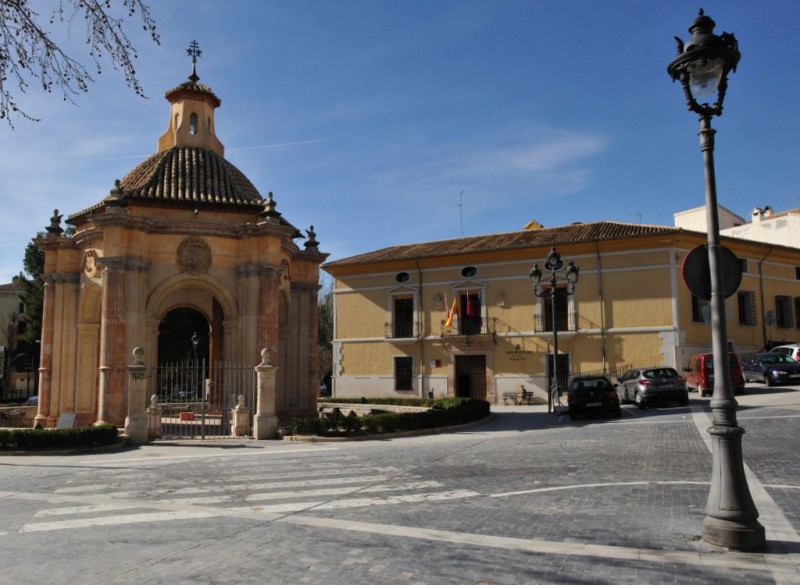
[154,360,257,439]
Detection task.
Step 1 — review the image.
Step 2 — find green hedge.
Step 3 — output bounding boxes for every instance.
[0,424,120,451]
[291,398,489,437]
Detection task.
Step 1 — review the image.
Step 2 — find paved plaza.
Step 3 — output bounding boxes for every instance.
[1,385,799,585]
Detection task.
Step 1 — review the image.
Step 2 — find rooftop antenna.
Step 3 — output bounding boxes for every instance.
[632,212,642,223]
[459,190,465,236]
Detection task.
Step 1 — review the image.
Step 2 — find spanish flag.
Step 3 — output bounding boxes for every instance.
[444,296,458,327]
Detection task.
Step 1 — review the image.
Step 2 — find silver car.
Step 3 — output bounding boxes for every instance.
[615,367,689,408]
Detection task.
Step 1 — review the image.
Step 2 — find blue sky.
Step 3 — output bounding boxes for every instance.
[2,0,799,283]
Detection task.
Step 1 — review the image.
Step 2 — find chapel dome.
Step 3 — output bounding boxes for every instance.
[116,145,263,209]
[69,45,275,222]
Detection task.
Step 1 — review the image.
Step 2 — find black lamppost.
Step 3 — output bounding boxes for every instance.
[668,10,764,551]
[530,247,579,414]
[191,332,199,397]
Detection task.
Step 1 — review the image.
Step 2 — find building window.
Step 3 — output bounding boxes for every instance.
[394,356,413,391]
[18,301,25,314]
[460,266,478,278]
[691,295,710,323]
[189,113,198,135]
[16,321,27,335]
[544,288,570,331]
[737,291,757,326]
[796,267,800,280]
[775,295,793,328]
[395,272,410,283]
[738,258,748,274]
[393,297,414,338]
[795,298,800,328]
[459,291,482,335]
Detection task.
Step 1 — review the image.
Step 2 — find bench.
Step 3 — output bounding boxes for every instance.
[502,392,533,405]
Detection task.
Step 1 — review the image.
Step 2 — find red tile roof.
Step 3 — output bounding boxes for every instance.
[324,221,685,267]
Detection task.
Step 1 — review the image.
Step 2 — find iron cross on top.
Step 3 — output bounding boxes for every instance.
[187,40,202,63]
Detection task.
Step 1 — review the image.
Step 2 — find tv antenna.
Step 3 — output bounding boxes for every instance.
[459,190,465,236]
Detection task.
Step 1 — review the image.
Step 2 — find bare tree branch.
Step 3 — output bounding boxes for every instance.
[0,0,159,127]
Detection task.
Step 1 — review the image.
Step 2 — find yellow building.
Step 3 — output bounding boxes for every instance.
[323,221,800,404]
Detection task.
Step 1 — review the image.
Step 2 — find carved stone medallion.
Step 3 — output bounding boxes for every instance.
[177,237,212,275]
[83,249,99,277]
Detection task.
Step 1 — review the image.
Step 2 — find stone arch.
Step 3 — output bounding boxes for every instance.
[146,272,238,366]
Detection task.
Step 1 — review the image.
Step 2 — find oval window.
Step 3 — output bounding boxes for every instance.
[395,272,410,283]
[460,266,478,278]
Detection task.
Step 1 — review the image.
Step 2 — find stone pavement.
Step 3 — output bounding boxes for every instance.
[1,388,799,584]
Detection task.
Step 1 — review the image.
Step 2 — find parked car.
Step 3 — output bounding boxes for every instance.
[566,375,621,420]
[616,367,689,408]
[769,344,800,362]
[742,353,800,386]
[683,352,745,397]
[25,395,38,406]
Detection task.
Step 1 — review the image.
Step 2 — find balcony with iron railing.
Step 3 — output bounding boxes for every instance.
[385,320,416,341]
[534,311,577,333]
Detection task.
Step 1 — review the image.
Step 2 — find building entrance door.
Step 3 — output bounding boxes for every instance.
[455,355,487,399]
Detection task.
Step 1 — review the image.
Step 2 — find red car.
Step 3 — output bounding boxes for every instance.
[683,352,745,397]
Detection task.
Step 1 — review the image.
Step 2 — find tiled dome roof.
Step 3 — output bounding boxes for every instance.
[118,146,263,208]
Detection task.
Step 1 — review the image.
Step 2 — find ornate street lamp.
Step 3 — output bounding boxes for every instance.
[668,10,764,551]
[529,247,579,414]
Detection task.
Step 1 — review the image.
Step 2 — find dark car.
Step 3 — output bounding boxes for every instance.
[616,367,689,408]
[566,375,621,420]
[742,353,800,386]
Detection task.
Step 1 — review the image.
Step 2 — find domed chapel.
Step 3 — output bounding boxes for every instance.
[34,45,326,430]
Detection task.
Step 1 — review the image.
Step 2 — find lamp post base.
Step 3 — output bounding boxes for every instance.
[702,423,765,551]
[701,515,765,551]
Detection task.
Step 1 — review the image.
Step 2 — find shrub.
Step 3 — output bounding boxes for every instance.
[290,398,490,438]
[0,424,120,451]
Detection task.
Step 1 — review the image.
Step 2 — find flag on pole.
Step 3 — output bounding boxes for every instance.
[466,292,476,317]
[444,296,458,327]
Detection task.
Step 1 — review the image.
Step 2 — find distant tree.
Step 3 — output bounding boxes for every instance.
[318,283,333,390]
[0,0,159,126]
[15,236,44,368]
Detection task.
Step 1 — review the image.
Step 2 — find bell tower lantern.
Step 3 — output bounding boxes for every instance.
[157,40,224,156]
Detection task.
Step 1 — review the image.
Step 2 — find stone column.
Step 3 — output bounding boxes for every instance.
[257,266,281,364]
[97,258,127,425]
[124,347,148,444]
[34,276,55,427]
[253,348,279,440]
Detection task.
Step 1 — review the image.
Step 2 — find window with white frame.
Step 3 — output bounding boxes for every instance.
[392,296,414,338]
[458,291,482,335]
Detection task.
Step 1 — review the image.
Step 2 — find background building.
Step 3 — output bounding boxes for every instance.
[324,221,800,404]
[0,278,36,400]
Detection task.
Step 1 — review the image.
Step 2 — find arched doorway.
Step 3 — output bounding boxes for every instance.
[157,308,209,401]
[158,307,209,364]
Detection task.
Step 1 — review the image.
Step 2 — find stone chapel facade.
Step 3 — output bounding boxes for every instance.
[34,60,325,429]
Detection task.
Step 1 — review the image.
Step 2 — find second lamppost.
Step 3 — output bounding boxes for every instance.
[530,247,579,414]
[668,10,764,550]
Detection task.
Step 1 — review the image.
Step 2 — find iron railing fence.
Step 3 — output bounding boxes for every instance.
[155,360,256,440]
